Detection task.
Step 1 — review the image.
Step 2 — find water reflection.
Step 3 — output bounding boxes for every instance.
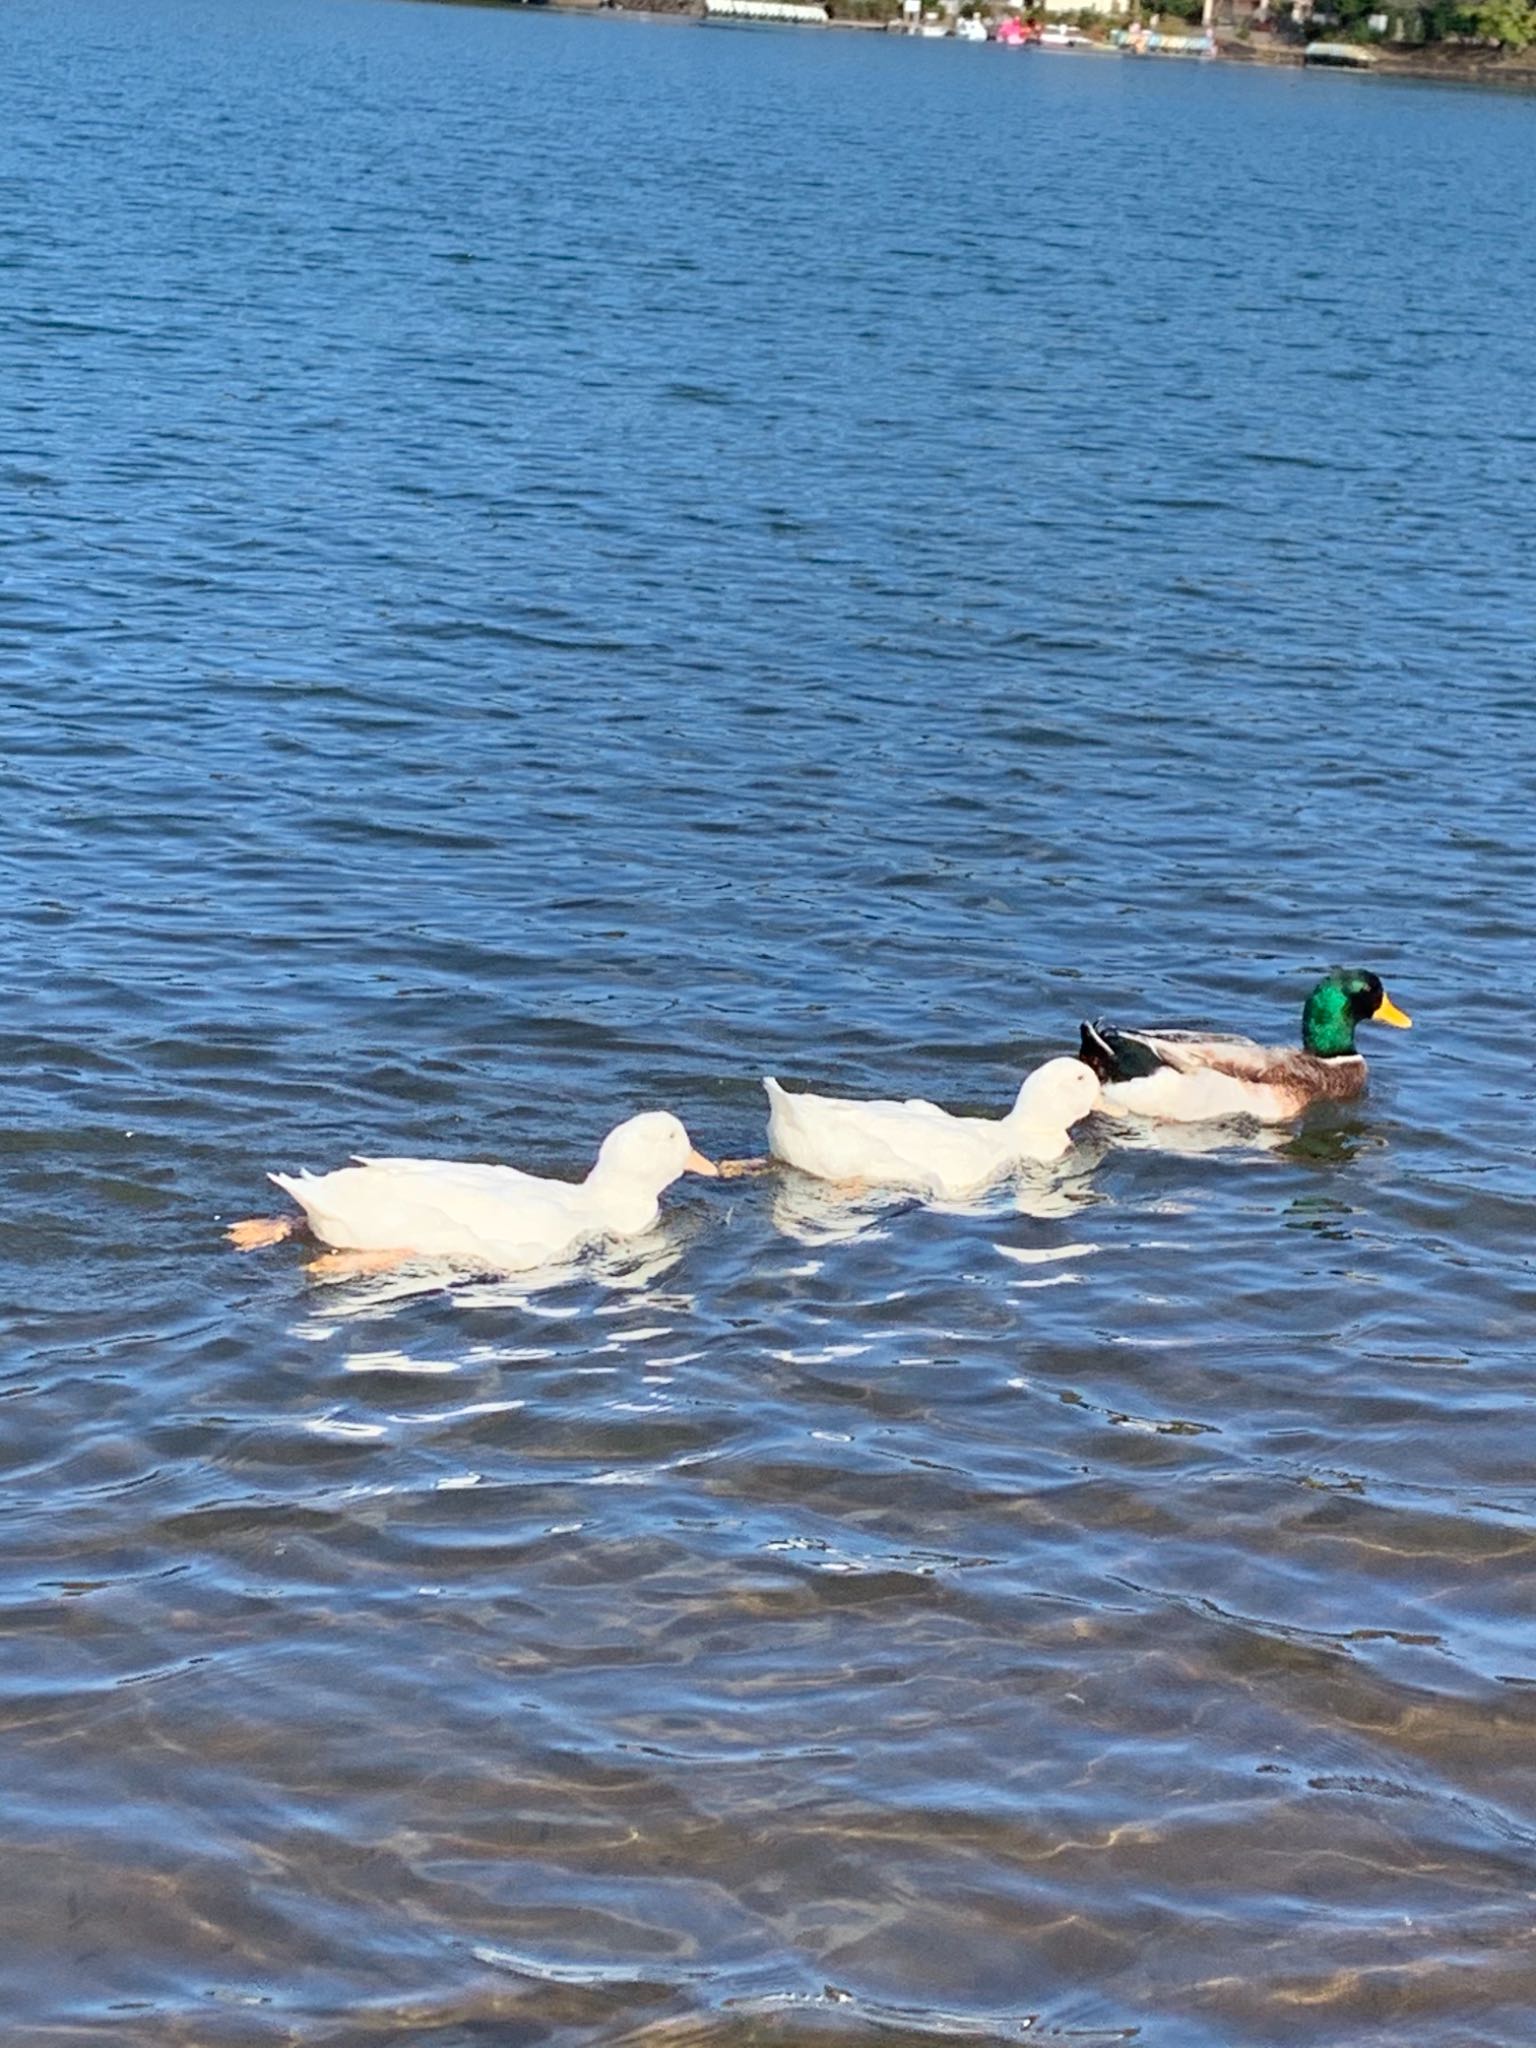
[1097,1114,1295,1159]
[290,1219,694,1320]
[1277,1117,1381,1167]
[1097,1110,1380,1169]
[1010,1158,1106,1218]
[767,1169,907,1246]
[763,1154,1105,1243]
[726,1985,1114,2041]
[1282,1192,1360,1239]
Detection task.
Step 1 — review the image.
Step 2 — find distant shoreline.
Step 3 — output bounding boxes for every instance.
[410,0,1536,92]
[1222,34,1536,87]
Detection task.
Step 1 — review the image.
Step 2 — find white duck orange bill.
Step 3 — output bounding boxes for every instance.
[1373,993,1412,1028]
[685,1147,721,1177]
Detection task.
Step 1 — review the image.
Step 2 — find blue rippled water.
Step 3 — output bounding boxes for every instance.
[3,1,1536,2041]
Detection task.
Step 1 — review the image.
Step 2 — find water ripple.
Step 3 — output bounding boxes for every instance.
[3,2,1536,2043]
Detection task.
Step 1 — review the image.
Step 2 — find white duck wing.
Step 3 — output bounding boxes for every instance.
[271,1157,587,1261]
[766,1081,1002,1194]
[351,1156,562,1198]
[843,1098,1004,1180]
[767,1083,908,1182]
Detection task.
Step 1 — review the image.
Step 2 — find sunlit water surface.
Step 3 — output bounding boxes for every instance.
[3,2,1536,2042]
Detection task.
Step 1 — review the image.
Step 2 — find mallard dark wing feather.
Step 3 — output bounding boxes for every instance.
[1081,1021,1271,1084]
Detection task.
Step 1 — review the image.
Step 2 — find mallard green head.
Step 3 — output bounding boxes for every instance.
[1301,969,1412,1059]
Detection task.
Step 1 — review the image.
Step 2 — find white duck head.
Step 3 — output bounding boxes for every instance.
[1005,1056,1102,1138]
[584,1111,719,1233]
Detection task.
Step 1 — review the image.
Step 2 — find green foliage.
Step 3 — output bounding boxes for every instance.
[1419,0,1536,38]
[1467,0,1536,42]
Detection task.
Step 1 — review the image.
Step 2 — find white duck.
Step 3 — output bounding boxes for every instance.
[763,1056,1101,1198]
[228,1111,719,1275]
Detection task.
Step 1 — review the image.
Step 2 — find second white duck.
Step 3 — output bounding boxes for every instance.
[764,1056,1101,1198]
[237,1111,719,1274]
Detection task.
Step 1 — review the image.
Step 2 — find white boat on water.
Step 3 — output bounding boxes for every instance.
[1114,23,1217,54]
[1303,38,1377,63]
[704,0,829,20]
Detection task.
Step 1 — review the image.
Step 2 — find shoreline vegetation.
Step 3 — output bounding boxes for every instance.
[417,0,1536,87]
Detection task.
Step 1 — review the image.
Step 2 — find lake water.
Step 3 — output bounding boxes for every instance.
[4,1,1536,2041]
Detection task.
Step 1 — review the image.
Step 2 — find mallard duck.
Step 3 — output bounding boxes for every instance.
[227,1111,719,1275]
[1078,968,1411,1123]
[763,1056,1101,1197]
